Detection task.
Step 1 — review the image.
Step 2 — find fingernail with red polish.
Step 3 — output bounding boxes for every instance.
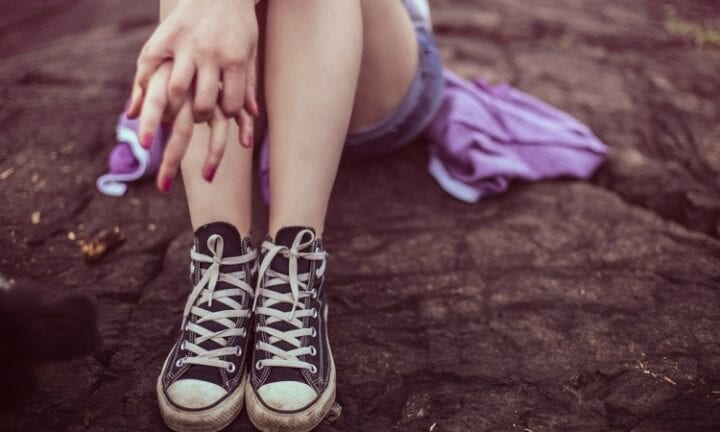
[142,133,154,149]
[160,176,172,192]
[204,166,216,182]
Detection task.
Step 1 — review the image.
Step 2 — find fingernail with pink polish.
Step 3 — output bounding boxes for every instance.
[142,133,154,149]
[204,166,216,182]
[160,176,172,192]
[244,135,253,148]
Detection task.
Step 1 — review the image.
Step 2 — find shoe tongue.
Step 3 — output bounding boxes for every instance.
[270,226,316,274]
[192,222,248,295]
[183,222,250,383]
[194,222,245,258]
[262,226,317,384]
[192,222,248,290]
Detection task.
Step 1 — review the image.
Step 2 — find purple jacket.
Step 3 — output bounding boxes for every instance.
[425,70,607,202]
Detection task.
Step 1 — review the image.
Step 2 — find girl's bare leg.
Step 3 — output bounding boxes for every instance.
[265,0,418,237]
[155,3,257,430]
[180,125,253,234]
[247,4,420,428]
[160,0,254,235]
[351,0,419,129]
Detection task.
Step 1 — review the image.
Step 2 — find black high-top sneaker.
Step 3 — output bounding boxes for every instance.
[156,222,257,432]
[246,226,336,432]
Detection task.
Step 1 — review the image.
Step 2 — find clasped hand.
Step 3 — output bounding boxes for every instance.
[127,0,259,190]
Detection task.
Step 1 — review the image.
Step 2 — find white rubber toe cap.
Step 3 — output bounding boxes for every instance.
[257,381,318,411]
[166,379,227,409]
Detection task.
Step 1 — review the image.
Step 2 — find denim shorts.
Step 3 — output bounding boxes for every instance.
[342,26,445,160]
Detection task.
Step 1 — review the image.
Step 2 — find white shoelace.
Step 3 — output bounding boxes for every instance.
[178,234,257,371]
[252,229,327,372]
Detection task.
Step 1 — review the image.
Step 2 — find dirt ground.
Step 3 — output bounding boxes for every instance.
[1,0,719,431]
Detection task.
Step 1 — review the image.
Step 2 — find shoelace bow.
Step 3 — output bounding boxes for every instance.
[252,229,327,371]
[178,234,257,371]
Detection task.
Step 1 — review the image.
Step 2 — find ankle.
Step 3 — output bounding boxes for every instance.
[269,221,325,240]
[192,219,251,239]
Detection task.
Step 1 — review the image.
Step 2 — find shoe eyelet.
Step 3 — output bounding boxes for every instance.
[310,289,317,299]
[226,363,236,373]
[312,308,318,318]
[180,341,186,350]
[236,346,242,356]
[309,346,317,356]
[309,365,317,374]
[310,327,317,337]
[255,360,264,370]
[175,358,184,367]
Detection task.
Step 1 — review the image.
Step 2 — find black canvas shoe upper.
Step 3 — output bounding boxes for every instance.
[160,222,257,407]
[250,226,333,402]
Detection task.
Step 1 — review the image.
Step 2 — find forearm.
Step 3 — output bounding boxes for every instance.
[160,0,259,22]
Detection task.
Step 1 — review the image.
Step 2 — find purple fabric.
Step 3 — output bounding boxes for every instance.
[108,142,139,174]
[96,108,167,196]
[260,134,271,204]
[109,112,166,175]
[426,70,607,202]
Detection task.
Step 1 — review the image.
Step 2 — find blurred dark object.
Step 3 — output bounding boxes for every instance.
[0,279,101,410]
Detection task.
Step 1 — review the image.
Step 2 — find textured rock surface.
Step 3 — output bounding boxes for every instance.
[1,0,719,431]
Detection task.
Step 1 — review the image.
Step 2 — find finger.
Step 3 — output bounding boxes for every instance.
[126,83,144,119]
[157,101,194,192]
[238,109,254,148]
[139,63,172,149]
[220,67,245,120]
[203,108,230,182]
[244,52,259,117]
[193,66,220,123]
[167,54,195,117]
[128,37,170,118]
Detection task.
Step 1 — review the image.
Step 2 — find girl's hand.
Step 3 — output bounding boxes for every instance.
[140,61,253,191]
[127,0,259,146]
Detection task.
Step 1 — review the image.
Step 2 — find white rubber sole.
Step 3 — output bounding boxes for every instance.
[245,355,336,432]
[156,360,246,432]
